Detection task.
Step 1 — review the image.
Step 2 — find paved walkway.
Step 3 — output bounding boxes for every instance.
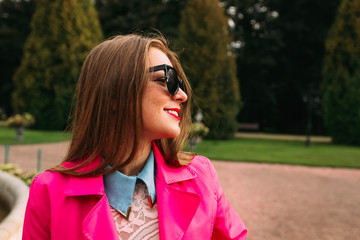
[1,142,360,240]
[214,161,360,240]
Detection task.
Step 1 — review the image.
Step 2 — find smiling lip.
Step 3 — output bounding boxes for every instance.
[164,108,181,121]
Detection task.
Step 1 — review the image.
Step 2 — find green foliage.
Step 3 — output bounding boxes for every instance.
[176,0,241,139]
[95,0,164,38]
[189,122,209,139]
[12,0,103,130]
[322,0,360,145]
[223,0,339,134]
[5,112,35,128]
[155,0,188,40]
[0,164,36,186]
[0,0,35,115]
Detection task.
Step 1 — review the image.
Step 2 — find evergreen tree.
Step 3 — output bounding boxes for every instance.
[223,0,339,135]
[155,0,188,40]
[176,0,240,139]
[223,0,282,133]
[0,0,35,115]
[12,0,103,130]
[95,0,164,38]
[322,0,360,145]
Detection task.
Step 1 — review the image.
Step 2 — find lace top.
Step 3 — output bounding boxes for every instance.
[110,183,159,240]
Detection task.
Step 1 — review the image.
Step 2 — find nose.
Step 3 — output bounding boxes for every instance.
[173,88,188,103]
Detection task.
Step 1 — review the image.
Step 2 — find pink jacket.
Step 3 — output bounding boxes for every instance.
[23,143,247,239]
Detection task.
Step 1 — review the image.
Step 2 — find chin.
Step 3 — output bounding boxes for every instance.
[161,129,181,139]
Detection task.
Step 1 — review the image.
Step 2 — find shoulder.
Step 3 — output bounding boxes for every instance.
[26,171,71,215]
[33,170,69,184]
[188,155,217,176]
[30,171,70,194]
[187,155,220,190]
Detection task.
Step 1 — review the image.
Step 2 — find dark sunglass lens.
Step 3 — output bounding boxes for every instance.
[167,69,179,95]
[179,80,185,92]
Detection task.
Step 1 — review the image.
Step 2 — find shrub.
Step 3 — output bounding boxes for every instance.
[176,0,241,139]
[0,164,36,186]
[322,0,360,145]
[5,113,35,128]
[12,0,103,130]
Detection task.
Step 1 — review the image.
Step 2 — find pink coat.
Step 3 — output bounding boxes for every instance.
[23,143,247,239]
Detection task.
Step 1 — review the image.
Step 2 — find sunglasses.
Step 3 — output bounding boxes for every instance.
[149,64,185,96]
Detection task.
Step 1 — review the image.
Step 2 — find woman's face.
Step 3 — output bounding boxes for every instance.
[142,48,188,141]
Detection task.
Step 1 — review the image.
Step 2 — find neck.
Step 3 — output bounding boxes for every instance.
[120,141,152,176]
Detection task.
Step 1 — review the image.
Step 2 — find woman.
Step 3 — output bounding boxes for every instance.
[23,33,247,239]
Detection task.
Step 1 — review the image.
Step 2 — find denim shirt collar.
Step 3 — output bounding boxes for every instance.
[103,149,156,219]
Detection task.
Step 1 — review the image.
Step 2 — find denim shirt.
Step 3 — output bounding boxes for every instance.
[103,150,156,219]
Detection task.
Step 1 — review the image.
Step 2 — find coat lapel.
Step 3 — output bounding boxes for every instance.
[82,195,118,240]
[63,146,201,240]
[153,142,200,240]
[64,156,118,240]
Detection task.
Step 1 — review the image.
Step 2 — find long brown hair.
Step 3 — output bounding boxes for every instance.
[52,33,194,176]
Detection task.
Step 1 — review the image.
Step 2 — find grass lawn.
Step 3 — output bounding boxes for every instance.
[192,138,360,169]
[1,124,359,169]
[0,126,70,145]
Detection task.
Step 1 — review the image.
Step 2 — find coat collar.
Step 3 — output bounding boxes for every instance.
[63,143,198,193]
[152,142,201,240]
[63,143,200,240]
[62,155,118,240]
[64,155,105,196]
[152,141,197,184]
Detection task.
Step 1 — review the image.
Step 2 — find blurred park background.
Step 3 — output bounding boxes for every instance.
[0,0,360,145]
[1,0,360,175]
[1,0,360,169]
[1,1,360,239]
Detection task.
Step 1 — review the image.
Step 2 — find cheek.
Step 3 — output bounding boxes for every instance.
[142,86,166,115]
[141,91,162,124]
[142,102,157,123]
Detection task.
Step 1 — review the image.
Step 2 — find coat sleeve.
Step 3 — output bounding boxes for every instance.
[203,157,247,239]
[22,174,51,239]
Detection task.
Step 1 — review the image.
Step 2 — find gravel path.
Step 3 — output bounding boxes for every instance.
[1,142,360,240]
[214,161,360,240]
